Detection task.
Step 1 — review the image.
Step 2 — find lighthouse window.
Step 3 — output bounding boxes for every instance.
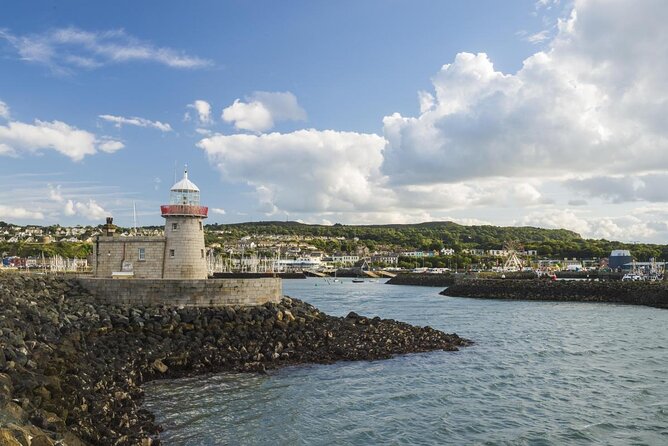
[199,221,203,230]
[201,249,204,258]
[172,223,178,231]
[138,248,145,261]
[169,249,175,258]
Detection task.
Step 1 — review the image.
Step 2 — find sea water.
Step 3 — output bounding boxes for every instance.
[143,278,668,445]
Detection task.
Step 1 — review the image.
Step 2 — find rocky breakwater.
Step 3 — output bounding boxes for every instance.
[0,274,470,445]
[386,273,456,287]
[442,278,668,309]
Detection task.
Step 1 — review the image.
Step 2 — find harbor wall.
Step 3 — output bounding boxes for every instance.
[77,277,282,307]
[211,272,306,279]
[441,279,668,309]
[386,273,457,287]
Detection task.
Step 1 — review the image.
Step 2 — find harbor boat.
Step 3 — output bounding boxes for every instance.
[352,278,365,283]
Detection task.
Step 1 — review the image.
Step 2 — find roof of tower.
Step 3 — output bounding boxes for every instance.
[170,167,200,192]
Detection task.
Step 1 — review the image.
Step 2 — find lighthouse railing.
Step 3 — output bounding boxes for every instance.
[160,205,208,217]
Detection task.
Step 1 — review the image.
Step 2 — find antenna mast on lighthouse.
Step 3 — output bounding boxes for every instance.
[133,201,138,235]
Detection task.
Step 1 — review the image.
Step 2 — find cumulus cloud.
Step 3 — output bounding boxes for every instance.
[0,205,44,220]
[382,0,668,186]
[518,208,664,241]
[0,118,124,161]
[198,129,386,213]
[47,184,109,220]
[211,208,226,215]
[0,100,9,119]
[99,114,172,132]
[222,100,273,132]
[0,27,211,74]
[222,91,306,132]
[64,199,108,220]
[394,180,549,211]
[186,100,212,125]
[566,174,668,203]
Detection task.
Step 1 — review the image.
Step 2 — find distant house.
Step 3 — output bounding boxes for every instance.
[462,248,486,256]
[371,253,399,265]
[331,253,359,265]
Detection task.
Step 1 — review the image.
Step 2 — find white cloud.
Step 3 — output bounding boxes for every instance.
[518,209,591,236]
[0,205,44,220]
[382,0,668,186]
[221,91,306,132]
[64,199,108,220]
[198,129,387,214]
[566,174,668,203]
[99,114,172,132]
[0,27,211,74]
[526,30,551,43]
[195,128,212,136]
[98,139,125,153]
[48,184,64,202]
[63,199,76,216]
[211,208,226,215]
[0,118,123,161]
[0,100,9,119]
[516,208,665,242]
[187,100,212,125]
[222,100,273,132]
[54,185,108,220]
[250,91,307,122]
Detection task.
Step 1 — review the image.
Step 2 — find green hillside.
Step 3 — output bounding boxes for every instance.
[208,221,668,261]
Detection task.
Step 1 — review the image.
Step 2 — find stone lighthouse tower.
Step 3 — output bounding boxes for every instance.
[160,167,209,279]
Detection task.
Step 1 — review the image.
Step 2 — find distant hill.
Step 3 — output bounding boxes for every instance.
[2,220,666,261]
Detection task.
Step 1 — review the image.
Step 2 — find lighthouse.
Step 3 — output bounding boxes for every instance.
[160,167,209,279]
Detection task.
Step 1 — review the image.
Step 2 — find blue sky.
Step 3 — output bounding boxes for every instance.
[2,1,668,243]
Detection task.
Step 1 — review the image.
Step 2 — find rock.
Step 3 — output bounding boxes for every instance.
[30,410,66,432]
[151,359,168,374]
[0,429,21,446]
[1,402,26,423]
[61,432,86,446]
[30,435,55,446]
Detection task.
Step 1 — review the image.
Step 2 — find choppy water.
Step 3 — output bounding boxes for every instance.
[143,278,668,445]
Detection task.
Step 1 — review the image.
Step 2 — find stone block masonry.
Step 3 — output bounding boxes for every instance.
[77,278,282,307]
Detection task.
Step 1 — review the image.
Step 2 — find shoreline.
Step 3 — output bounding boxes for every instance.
[0,275,470,445]
[441,279,668,309]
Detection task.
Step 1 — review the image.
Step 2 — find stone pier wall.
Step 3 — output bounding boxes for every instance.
[77,278,282,307]
[441,279,668,309]
[386,273,457,287]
